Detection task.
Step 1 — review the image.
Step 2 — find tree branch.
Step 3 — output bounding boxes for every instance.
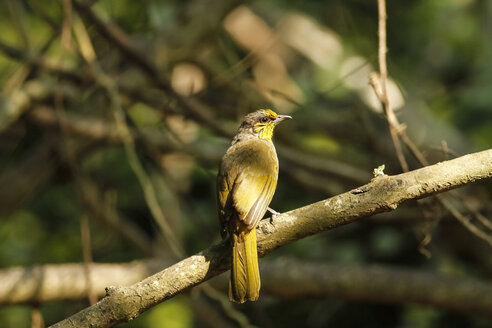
[0,259,168,305]
[49,149,492,327]
[3,258,492,316]
[264,259,492,316]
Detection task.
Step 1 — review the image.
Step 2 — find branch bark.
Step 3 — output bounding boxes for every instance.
[263,258,492,316]
[49,149,492,327]
[3,258,492,316]
[0,260,168,305]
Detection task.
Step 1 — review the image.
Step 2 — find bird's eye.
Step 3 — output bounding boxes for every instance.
[261,117,269,123]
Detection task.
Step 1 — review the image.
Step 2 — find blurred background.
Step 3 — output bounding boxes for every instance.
[0,0,491,327]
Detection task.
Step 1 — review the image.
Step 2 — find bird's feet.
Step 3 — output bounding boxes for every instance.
[267,207,280,224]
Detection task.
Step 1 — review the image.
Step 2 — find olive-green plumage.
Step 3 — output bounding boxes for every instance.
[217,109,291,303]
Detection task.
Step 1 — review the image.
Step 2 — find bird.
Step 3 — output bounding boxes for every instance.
[217,109,292,303]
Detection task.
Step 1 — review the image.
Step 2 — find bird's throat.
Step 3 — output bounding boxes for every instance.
[255,124,274,140]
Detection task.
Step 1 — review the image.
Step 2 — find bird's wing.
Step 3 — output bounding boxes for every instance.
[217,168,232,239]
[232,170,277,230]
[218,139,278,234]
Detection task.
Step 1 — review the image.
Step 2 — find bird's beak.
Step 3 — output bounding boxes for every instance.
[275,115,292,123]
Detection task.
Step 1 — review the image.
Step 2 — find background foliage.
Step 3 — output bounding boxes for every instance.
[0,0,491,327]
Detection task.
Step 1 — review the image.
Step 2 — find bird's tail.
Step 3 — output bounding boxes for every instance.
[229,227,260,303]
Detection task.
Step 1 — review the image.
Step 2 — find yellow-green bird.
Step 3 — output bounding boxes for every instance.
[217,109,292,303]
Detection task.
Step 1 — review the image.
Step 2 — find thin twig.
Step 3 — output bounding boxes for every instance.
[371,0,409,172]
[5,0,30,48]
[372,0,492,249]
[77,178,155,256]
[438,196,492,247]
[71,13,184,258]
[31,307,45,328]
[103,74,185,258]
[466,204,492,232]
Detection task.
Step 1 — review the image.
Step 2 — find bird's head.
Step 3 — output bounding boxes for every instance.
[238,109,292,141]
